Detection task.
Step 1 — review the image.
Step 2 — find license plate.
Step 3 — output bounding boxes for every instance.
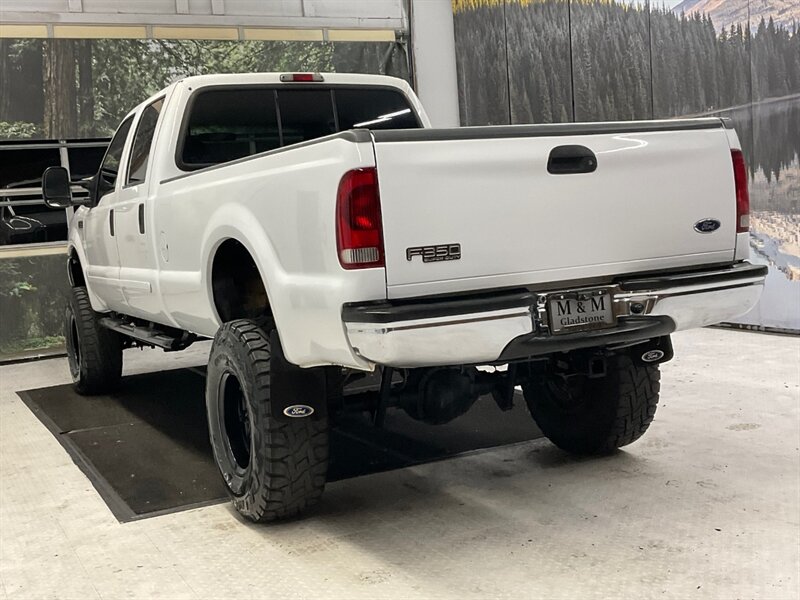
[547,288,615,335]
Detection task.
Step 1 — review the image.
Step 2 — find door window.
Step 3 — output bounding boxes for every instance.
[97,116,134,199]
[126,98,165,186]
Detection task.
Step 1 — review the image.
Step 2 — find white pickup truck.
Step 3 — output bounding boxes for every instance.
[42,72,766,522]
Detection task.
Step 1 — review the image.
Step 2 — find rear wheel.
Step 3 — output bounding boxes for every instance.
[206,319,329,522]
[522,351,660,455]
[65,286,123,395]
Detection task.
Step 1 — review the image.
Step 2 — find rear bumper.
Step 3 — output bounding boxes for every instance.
[342,262,767,368]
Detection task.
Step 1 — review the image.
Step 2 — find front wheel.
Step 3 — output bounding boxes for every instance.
[522,351,660,455]
[205,320,329,522]
[65,286,123,395]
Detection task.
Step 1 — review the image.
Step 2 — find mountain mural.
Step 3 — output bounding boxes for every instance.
[672,0,800,31]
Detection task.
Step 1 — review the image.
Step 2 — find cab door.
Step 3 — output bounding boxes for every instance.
[113,97,166,321]
[82,116,134,311]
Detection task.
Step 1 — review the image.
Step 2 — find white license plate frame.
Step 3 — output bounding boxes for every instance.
[547,288,616,335]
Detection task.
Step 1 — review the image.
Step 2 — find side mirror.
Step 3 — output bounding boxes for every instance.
[42,166,73,209]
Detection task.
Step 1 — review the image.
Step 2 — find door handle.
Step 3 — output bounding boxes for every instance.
[109,209,114,236]
[138,203,145,234]
[547,145,597,174]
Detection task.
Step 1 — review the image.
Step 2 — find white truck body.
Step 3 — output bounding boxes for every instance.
[64,73,764,371]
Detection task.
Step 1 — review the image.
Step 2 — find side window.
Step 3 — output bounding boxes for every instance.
[98,116,134,198]
[126,98,164,186]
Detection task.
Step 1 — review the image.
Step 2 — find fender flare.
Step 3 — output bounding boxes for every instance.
[201,205,289,343]
[66,220,109,312]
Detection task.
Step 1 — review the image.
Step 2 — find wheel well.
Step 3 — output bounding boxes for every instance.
[68,250,86,287]
[211,239,272,324]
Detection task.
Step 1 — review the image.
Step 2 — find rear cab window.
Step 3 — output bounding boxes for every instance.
[178,86,420,171]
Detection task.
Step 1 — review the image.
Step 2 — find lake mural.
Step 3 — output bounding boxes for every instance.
[453,0,800,331]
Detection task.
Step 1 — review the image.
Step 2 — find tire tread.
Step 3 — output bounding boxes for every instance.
[207,319,329,523]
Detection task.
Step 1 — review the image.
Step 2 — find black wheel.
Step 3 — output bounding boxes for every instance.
[65,286,123,395]
[522,351,660,455]
[206,319,329,522]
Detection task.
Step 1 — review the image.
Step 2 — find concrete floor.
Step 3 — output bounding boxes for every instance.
[0,327,798,600]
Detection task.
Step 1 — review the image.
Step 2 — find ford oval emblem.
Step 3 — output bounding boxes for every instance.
[694,218,721,233]
[283,404,314,418]
[641,349,665,363]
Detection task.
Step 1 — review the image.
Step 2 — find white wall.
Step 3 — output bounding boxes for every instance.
[0,0,405,29]
[409,0,459,127]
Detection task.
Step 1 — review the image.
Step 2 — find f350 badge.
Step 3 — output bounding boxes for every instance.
[406,243,462,263]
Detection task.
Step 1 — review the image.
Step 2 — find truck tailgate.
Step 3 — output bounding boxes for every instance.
[372,120,737,299]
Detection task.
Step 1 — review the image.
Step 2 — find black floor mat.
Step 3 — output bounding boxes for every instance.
[18,367,542,522]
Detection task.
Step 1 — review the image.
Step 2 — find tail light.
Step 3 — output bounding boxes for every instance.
[279,73,324,82]
[336,168,384,269]
[731,149,750,233]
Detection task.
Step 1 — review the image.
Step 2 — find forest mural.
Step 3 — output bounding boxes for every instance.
[453,0,800,331]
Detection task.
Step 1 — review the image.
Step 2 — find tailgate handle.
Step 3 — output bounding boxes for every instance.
[547,145,597,175]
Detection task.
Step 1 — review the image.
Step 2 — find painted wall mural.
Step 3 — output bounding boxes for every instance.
[453,0,800,331]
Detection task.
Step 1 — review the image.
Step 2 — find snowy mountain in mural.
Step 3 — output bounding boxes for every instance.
[672,0,800,30]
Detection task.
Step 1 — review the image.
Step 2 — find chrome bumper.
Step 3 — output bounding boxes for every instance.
[343,263,767,368]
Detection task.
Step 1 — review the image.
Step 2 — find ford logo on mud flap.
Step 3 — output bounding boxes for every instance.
[694,218,721,233]
[283,404,314,418]
[641,350,665,363]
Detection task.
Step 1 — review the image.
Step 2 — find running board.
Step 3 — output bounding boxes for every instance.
[99,317,197,351]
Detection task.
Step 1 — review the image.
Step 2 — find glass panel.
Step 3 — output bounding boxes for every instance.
[98,116,134,195]
[276,89,336,146]
[1,38,412,143]
[334,88,419,130]
[0,250,69,359]
[1,196,68,245]
[126,98,164,185]
[67,145,107,181]
[0,146,66,246]
[506,0,573,124]
[331,43,410,80]
[181,88,280,169]
[0,147,60,190]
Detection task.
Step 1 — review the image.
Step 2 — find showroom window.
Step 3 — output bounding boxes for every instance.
[0,141,108,247]
[126,98,165,186]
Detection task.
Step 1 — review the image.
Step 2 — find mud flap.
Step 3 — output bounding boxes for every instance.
[269,330,328,422]
[632,335,674,366]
